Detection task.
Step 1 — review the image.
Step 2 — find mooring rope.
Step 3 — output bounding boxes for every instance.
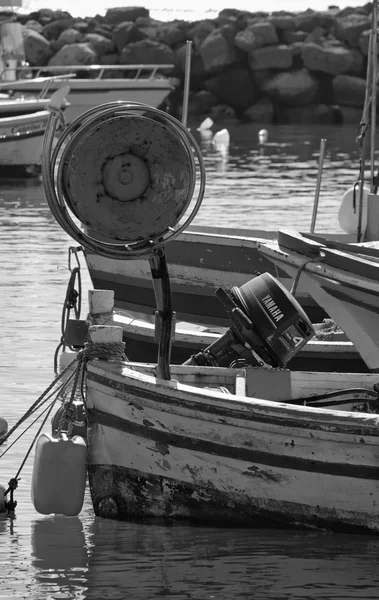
[0,338,126,514]
[290,256,324,297]
[55,339,126,438]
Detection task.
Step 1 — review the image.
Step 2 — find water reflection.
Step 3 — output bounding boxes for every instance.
[82,522,379,600]
[30,516,89,599]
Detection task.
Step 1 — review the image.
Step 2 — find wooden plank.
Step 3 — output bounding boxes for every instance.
[301,231,379,259]
[278,230,324,258]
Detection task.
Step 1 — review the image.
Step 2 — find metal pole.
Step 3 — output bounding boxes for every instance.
[310,138,327,233]
[181,40,192,127]
[371,1,378,190]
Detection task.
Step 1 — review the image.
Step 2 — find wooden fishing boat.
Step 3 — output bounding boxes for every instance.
[84,335,379,534]
[40,100,379,534]
[0,64,175,124]
[258,230,379,373]
[84,225,354,327]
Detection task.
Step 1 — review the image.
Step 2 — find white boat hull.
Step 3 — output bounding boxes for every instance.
[0,110,48,170]
[9,80,173,123]
[86,362,379,533]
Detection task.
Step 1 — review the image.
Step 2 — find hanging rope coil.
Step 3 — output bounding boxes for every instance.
[290,255,324,297]
[0,338,125,514]
[53,246,83,374]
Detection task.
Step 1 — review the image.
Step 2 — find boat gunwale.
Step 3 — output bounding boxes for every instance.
[86,362,379,435]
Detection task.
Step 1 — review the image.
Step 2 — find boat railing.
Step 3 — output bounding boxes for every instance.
[0,64,175,83]
[38,74,77,99]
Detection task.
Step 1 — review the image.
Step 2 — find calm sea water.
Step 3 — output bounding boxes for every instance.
[1,121,379,599]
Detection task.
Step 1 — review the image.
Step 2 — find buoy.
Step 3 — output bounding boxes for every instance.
[258,129,268,145]
[197,117,213,131]
[31,433,87,517]
[0,484,5,512]
[0,416,7,438]
[213,128,230,147]
[338,185,370,235]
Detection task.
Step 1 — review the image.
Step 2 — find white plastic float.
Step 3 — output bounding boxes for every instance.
[31,432,87,516]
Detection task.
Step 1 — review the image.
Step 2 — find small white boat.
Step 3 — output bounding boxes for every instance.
[0,90,68,177]
[259,230,379,373]
[0,64,175,123]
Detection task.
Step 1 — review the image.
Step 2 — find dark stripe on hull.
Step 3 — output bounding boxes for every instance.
[88,464,379,533]
[89,406,379,470]
[0,164,41,178]
[90,275,327,325]
[88,372,379,435]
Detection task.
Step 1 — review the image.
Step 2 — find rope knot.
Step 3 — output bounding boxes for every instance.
[7,477,19,491]
[83,339,126,362]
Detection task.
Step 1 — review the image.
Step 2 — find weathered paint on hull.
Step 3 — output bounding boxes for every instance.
[88,463,379,534]
[85,363,379,534]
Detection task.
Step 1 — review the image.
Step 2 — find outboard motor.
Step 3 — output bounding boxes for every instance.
[185,272,314,368]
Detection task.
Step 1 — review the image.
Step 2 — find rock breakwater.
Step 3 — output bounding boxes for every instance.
[0,4,377,124]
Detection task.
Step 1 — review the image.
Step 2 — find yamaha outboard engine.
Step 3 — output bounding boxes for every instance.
[185,272,314,368]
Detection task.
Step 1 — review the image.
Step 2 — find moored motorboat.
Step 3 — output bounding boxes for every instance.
[0,87,69,177]
[0,64,175,123]
[259,230,379,373]
[37,101,379,534]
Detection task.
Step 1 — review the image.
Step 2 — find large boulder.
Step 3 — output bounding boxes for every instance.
[190,20,217,51]
[359,29,377,56]
[147,22,188,48]
[22,28,53,66]
[48,42,97,67]
[332,74,367,106]
[235,22,279,52]
[198,28,240,73]
[294,10,335,33]
[244,98,275,122]
[248,44,292,70]
[334,13,371,47]
[27,8,57,25]
[261,68,319,106]
[42,18,76,41]
[302,42,363,76]
[112,21,147,54]
[54,28,82,51]
[282,30,308,44]
[120,39,175,66]
[268,14,297,32]
[24,20,44,34]
[205,66,256,111]
[187,89,219,116]
[83,33,115,57]
[175,44,205,86]
[104,7,149,25]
